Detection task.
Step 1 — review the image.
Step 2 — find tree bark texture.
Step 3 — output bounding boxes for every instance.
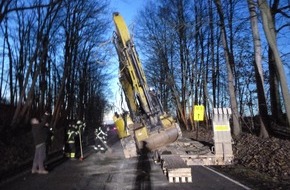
[247,0,270,137]
[214,0,241,136]
[258,0,290,127]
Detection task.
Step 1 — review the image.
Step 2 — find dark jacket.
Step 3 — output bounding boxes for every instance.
[32,115,49,146]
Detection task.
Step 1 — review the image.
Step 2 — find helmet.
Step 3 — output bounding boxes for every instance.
[31,118,39,125]
[77,120,82,125]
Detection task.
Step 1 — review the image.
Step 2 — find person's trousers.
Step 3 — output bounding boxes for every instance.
[68,142,76,158]
[32,143,46,171]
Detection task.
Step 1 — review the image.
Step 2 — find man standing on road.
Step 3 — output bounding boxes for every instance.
[31,111,50,174]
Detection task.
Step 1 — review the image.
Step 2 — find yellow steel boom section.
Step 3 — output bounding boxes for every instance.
[113,12,160,122]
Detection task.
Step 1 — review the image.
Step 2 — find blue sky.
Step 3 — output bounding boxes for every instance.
[105,1,147,123]
[110,0,145,26]
[105,0,290,123]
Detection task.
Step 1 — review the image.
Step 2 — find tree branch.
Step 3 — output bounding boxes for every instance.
[0,0,61,23]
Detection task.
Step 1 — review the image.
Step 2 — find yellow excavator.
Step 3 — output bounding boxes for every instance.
[112,12,182,158]
[112,13,233,183]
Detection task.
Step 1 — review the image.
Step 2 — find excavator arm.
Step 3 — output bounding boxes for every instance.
[112,12,181,158]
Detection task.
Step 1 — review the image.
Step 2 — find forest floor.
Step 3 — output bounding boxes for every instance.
[1,127,290,189]
[183,128,290,190]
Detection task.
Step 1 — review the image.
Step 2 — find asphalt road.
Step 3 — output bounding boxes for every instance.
[0,134,250,190]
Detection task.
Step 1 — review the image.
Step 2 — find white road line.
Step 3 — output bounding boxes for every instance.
[202,166,252,190]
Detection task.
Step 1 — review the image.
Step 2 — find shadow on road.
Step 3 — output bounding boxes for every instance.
[134,142,152,190]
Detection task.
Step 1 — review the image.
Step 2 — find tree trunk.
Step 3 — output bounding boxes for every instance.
[11,52,37,127]
[5,21,14,105]
[177,0,189,130]
[247,0,270,137]
[258,0,290,127]
[208,0,217,108]
[268,50,283,122]
[214,0,241,136]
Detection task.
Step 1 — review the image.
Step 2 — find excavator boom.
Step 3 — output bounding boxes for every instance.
[112,12,181,157]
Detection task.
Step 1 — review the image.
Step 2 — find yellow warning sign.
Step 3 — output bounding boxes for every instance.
[193,105,204,121]
[214,125,230,131]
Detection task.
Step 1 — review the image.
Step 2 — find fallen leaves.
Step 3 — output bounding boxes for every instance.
[233,133,290,181]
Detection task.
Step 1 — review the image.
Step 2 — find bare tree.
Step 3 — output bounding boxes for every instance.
[0,20,6,101]
[0,0,61,23]
[2,17,14,104]
[0,0,110,154]
[52,0,110,128]
[133,0,289,136]
[214,0,241,136]
[258,0,290,127]
[247,0,271,137]
[136,0,193,130]
[11,0,63,127]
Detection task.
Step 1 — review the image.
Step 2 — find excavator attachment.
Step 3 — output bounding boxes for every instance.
[112,12,181,158]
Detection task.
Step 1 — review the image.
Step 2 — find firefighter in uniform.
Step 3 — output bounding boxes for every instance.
[94,126,108,152]
[76,120,86,158]
[66,124,78,159]
[76,120,85,140]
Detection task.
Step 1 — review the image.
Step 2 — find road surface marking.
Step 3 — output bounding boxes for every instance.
[202,166,251,190]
